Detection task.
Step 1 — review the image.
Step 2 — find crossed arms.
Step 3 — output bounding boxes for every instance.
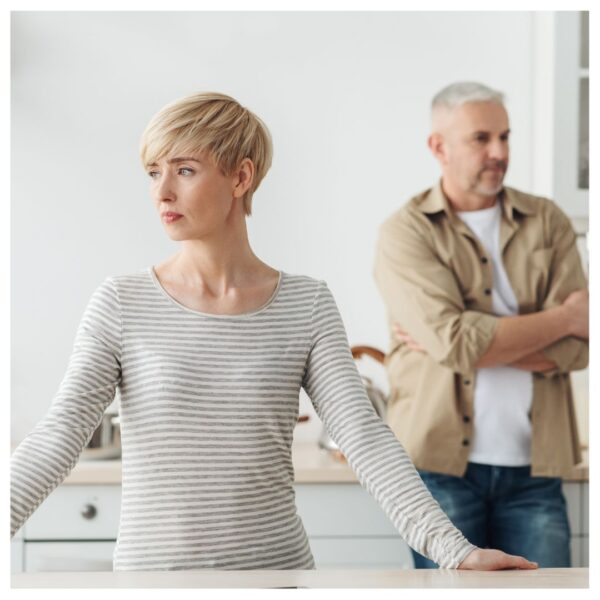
[374,208,588,376]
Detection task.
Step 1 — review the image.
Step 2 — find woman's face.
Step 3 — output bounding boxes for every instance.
[146,152,237,240]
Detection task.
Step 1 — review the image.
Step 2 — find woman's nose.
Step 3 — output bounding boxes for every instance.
[155,172,175,201]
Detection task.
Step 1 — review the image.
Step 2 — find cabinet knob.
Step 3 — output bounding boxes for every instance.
[80,503,97,520]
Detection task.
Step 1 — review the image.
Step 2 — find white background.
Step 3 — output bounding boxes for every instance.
[11,11,582,441]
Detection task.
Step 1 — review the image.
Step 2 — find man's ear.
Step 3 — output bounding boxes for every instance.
[232,158,255,199]
[428,132,447,165]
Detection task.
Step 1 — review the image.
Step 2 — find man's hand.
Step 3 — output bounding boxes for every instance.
[562,288,589,339]
[393,324,426,352]
[458,548,538,570]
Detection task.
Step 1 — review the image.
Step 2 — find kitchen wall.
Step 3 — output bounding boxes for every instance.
[11,12,587,443]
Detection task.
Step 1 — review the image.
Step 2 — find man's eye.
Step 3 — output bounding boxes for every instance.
[179,168,194,175]
[148,171,159,179]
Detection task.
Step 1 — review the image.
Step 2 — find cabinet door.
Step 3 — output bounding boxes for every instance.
[24,485,121,540]
[11,538,24,574]
[25,541,116,572]
[310,537,413,569]
[295,483,414,569]
[581,482,588,535]
[294,483,398,536]
[562,482,582,536]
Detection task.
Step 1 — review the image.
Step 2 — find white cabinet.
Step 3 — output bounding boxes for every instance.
[25,541,116,572]
[580,484,589,567]
[295,482,588,569]
[11,528,24,573]
[562,482,588,568]
[15,480,588,572]
[309,538,413,569]
[18,485,121,573]
[294,483,413,569]
[24,485,121,540]
[295,483,400,536]
[563,483,582,535]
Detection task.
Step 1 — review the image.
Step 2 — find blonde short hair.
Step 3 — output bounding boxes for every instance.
[140,92,273,216]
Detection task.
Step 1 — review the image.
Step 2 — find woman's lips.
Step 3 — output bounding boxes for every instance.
[162,212,183,223]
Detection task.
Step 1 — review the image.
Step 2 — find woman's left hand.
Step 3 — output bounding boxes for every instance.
[458,548,538,570]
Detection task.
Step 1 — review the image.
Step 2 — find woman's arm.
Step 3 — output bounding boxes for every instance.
[10,277,122,537]
[301,281,536,570]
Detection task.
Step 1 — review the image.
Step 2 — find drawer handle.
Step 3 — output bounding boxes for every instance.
[80,504,97,520]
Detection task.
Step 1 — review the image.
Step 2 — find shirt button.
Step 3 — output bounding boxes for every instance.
[464,379,471,385]
[463,415,471,423]
[484,288,492,295]
[462,439,470,446]
[481,257,488,264]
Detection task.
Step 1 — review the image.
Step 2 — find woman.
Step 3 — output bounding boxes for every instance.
[11,92,538,572]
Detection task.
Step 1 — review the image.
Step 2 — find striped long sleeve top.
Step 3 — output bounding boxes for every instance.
[10,267,477,570]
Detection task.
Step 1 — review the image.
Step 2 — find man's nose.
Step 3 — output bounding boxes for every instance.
[488,138,509,161]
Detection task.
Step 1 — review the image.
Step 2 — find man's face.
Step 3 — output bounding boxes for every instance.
[435,101,510,197]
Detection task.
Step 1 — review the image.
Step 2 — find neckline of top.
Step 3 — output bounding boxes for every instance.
[147,266,284,319]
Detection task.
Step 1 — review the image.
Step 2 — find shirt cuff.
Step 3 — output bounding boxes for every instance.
[540,337,588,377]
[438,540,479,569]
[460,311,500,365]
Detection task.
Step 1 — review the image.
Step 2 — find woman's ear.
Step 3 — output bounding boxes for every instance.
[232,158,255,199]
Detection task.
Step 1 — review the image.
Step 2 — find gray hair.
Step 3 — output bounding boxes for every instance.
[431,81,505,111]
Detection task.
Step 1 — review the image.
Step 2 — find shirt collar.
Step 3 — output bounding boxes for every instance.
[416,179,449,215]
[417,178,536,222]
[501,186,537,218]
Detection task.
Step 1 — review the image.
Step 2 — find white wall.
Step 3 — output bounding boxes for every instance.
[12,11,543,441]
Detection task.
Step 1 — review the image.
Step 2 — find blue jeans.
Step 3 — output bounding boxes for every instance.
[412,462,571,568]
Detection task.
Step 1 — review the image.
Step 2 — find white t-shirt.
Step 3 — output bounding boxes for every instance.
[456,201,533,466]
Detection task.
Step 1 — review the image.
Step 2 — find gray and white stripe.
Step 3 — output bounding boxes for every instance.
[11,268,476,569]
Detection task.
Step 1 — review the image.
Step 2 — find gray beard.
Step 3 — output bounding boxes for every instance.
[473,182,503,197]
[471,172,505,197]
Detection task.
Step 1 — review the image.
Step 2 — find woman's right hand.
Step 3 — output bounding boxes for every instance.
[458,548,538,570]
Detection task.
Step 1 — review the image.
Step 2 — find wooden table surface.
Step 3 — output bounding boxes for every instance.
[12,567,588,588]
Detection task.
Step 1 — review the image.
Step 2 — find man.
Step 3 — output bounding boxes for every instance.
[374,81,589,568]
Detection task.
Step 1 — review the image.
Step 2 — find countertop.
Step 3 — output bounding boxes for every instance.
[11,568,588,588]
[62,442,588,484]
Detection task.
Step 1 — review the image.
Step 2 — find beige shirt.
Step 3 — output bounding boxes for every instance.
[374,180,588,478]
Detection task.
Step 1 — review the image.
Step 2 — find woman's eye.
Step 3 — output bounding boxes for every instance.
[147,168,194,179]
